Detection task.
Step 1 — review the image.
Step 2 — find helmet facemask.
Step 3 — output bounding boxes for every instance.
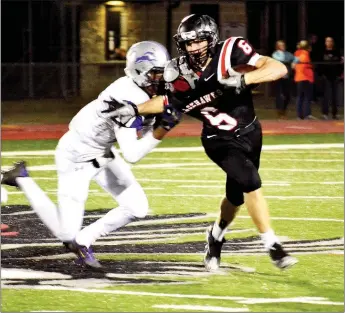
[174,14,219,71]
[143,67,166,96]
[184,39,211,70]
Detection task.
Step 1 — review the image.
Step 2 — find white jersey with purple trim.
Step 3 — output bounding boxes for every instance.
[56,76,152,162]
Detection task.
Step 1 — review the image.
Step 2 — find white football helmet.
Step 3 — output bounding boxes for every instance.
[125,41,170,87]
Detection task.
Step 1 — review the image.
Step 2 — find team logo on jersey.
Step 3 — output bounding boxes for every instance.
[135,52,156,64]
[183,89,223,113]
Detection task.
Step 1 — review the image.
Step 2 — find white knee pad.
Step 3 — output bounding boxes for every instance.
[116,182,149,219]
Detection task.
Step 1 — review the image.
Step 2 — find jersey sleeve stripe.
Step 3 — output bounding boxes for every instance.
[220,38,232,77]
[217,36,242,80]
[163,95,169,106]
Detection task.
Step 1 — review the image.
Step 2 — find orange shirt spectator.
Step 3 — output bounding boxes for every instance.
[293,41,316,120]
[294,46,314,83]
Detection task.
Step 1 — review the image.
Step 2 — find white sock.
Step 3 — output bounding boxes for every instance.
[260,229,280,251]
[75,206,136,248]
[211,220,228,242]
[16,177,60,238]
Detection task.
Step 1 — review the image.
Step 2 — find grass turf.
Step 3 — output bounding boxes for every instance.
[1,134,343,312]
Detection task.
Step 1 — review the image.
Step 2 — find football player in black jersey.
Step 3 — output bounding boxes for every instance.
[108,14,298,271]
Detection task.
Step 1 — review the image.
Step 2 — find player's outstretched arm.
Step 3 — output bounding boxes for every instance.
[137,95,166,115]
[218,38,288,93]
[244,56,287,85]
[115,126,162,164]
[115,105,181,164]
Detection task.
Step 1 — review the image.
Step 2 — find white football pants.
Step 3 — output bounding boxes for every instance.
[16,147,148,246]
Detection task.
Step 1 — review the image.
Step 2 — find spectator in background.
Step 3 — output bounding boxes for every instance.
[308,34,322,103]
[319,37,342,120]
[293,40,317,120]
[309,34,322,62]
[272,40,297,119]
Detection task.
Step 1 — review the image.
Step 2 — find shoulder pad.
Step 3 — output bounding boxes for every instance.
[164,59,180,83]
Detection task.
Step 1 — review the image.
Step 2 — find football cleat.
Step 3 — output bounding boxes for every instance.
[64,241,102,269]
[1,161,29,187]
[203,226,225,271]
[269,242,298,270]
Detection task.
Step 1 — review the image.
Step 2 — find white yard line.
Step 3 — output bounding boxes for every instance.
[263,151,343,154]
[1,285,342,307]
[144,167,342,172]
[237,297,344,305]
[3,207,342,222]
[1,237,181,250]
[236,216,344,222]
[3,164,341,172]
[262,159,343,162]
[178,184,291,188]
[143,194,343,200]
[7,190,343,200]
[29,177,344,185]
[153,305,249,312]
[2,143,343,157]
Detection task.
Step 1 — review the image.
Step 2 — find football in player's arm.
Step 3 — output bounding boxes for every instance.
[105,21,297,272]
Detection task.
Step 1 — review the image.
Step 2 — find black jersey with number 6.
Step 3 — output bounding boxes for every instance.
[169,36,262,137]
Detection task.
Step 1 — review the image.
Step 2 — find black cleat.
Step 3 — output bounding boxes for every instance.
[269,242,298,270]
[1,161,29,187]
[203,226,225,271]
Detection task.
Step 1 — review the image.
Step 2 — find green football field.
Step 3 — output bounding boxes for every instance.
[1,134,344,312]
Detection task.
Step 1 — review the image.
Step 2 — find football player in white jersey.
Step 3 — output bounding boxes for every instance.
[1,41,181,268]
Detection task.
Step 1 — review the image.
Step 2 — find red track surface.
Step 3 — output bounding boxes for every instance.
[1,120,343,140]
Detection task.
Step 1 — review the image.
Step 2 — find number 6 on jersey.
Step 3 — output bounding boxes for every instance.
[238,40,252,55]
[201,110,238,131]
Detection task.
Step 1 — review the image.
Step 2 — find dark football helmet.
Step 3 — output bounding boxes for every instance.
[173,14,219,69]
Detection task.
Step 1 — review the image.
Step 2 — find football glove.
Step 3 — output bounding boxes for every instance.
[158,104,182,131]
[102,98,139,126]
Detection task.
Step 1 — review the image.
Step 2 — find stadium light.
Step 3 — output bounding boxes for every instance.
[105,1,125,6]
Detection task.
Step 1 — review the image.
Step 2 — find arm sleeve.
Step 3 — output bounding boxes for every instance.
[115,127,161,164]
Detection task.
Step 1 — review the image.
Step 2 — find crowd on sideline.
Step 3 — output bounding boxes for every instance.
[272,35,343,120]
